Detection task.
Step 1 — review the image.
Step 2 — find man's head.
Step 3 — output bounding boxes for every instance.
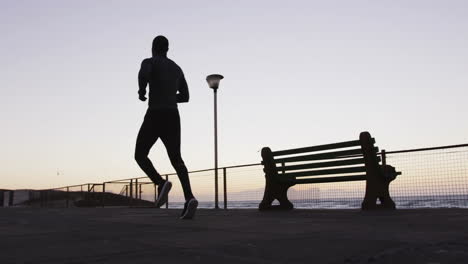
[152,35,169,56]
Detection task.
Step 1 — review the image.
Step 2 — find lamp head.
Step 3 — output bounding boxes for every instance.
[206,74,224,90]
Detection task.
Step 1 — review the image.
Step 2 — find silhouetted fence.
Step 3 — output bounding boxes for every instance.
[6,144,467,209]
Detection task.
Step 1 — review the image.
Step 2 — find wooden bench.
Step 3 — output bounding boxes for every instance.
[259,131,401,210]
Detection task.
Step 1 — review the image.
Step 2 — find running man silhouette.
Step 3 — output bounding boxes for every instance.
[135,35,198,219]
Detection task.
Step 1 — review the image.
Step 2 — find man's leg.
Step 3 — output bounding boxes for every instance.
[160,111,194,201]
[134,111,165,185]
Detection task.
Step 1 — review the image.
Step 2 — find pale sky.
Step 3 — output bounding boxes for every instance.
[1,0,467,189]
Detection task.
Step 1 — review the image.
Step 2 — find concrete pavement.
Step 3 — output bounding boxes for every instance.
[1,208,467,263]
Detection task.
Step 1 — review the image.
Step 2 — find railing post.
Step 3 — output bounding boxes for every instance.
[10,191,14,206]
[139,183,142,200]
[381,149,387,167]
[129,179,133,207]
[102,183,106,207]
[135,179,139,206]
[223,167,227,209]
[154,184,157,207]
[66,187,69,208]
[165,175,169,209]
[215,168,219,209]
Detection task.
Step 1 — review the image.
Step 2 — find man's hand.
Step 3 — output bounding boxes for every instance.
[139,95,147,102]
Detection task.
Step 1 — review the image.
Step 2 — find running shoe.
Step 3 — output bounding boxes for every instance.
[155,181,172,208]
[180,198,198,220]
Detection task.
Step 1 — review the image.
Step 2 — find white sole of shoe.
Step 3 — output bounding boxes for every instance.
[156,181,172,208]
[180,199,198,220]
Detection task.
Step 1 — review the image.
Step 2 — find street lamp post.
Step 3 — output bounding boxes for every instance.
[206,74,224,209]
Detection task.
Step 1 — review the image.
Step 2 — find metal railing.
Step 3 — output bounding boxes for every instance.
[101,162,262,209]
[6,144,468,209]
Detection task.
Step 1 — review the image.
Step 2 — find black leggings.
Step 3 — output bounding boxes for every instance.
[135,108,194,200]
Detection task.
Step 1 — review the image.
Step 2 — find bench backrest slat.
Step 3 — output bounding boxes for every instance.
[274,148,365,163]
[278,156,381,172]
[272,140,364,156]
[294,175,367,184]
[281,166,367,179]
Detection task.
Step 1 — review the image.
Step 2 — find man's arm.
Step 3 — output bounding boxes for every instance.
[177,74,189,103]
[138,59,150,101]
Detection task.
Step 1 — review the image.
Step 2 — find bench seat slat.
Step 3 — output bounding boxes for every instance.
[277,157,380,172]
[272,140,366,156]
[287,175,367,184]
[281,166,367,178]
[274,148,364,163]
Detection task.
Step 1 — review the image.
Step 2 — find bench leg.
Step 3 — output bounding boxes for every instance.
[259,147,294,211]
[259,177,294,211]
[362,182,396,210]
[362,165,397,210]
